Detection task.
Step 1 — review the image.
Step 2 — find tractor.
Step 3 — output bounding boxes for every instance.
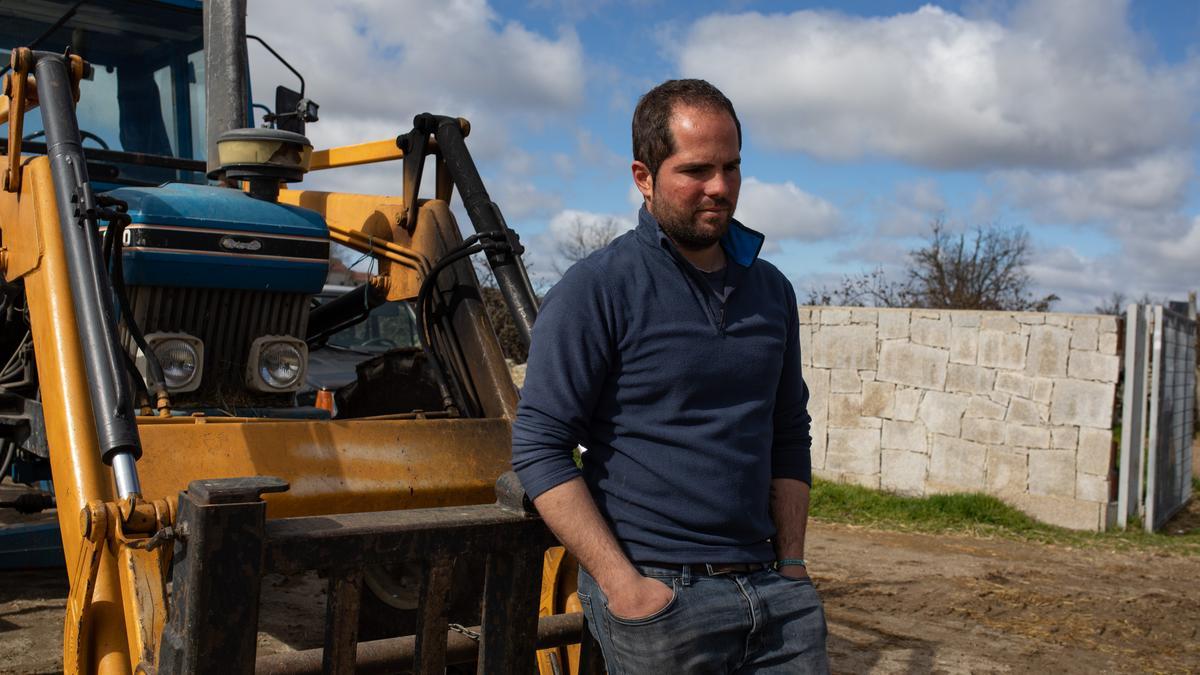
[0,0,590,672]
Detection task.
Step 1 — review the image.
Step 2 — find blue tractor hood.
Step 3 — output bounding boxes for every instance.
[103,183,330,293]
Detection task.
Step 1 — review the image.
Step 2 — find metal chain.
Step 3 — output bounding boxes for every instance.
[448,623,480,642]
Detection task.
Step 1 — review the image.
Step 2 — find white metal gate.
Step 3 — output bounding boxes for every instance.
[1118,304,1197,531]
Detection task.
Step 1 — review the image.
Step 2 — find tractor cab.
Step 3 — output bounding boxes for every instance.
[0,0,207,186]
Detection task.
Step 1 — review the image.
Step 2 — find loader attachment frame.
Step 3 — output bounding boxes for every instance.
[158,472,599,674]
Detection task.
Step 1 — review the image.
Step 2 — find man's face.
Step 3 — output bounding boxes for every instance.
[633,104,742,251]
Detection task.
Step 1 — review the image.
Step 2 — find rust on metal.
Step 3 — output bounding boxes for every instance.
[322,568,364,675]
[413,554,454,673]
[157,478,288,674]
[263,502,554,574]
[479,547,544,674]
[254,613,587,675]
[134,418,513,518]
[116,539,171,673]
[163,474,562,673]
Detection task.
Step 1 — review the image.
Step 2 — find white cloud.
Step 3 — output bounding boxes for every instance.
[1027,215,1200,312]
[832,239,911,268]
[244,0,587,257]
[246,0,585,156]
[523,209,636,287]
[546,209,636,239]
[1025,246,1110,311]
[673,0,1199,310]
[489,179,564,220]
[876,179,946,236]
[735,178,843,248]
[678,0,1199,169]
[576,129,626,173]
[551,153,574,177]
[1113,215,1200,287]
[994,152,1194,226]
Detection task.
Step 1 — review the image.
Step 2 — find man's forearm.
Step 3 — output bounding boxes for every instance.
[532,476,640,590]
[532,476,674,618]
[770,478,811,572]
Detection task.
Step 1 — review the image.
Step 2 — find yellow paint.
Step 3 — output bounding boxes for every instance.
[134,417,513,516]
[5,57,31,192]
[115,531,170,673]
[3,125,528,672]
[0,162,43,279]
[62,503,105,674]
[537,547,583,675]
[308,138,404,171]
[14,158,132,673]
[278,188,425,300]
[278,189,470,305]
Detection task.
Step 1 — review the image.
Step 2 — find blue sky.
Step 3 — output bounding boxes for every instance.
[247,0,1200,311]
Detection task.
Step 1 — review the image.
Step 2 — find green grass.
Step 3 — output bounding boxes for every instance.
[809,477,1200,555]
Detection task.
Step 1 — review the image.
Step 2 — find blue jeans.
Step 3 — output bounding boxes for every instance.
[577,563,830,674]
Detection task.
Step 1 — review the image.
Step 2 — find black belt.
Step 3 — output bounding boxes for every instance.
[641,562,769,576]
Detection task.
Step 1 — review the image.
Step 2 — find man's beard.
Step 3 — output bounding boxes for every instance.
[652,194,734,251]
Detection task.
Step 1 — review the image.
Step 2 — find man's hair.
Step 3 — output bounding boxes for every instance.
[632,78,742,180]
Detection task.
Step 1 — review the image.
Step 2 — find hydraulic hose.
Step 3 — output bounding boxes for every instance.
[413,230,517,417]
[403,114,540,347]
[100,208,170,409]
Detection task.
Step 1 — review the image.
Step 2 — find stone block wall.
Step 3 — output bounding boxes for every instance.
[799,307,1121,531]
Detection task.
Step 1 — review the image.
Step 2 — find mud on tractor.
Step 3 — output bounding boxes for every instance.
[0,0,592,672]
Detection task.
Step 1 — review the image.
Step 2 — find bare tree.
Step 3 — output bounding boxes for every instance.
[1094,292,1127,316]
[1094,292,1174,315]
[805,268,915,308]
[907,220,1058,311]
[808,219,1058,312]
[553,215,621,276]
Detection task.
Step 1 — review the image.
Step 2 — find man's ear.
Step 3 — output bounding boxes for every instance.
[632,161,654,205]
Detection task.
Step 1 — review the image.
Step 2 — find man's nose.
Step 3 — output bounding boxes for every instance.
[705,173,731,200]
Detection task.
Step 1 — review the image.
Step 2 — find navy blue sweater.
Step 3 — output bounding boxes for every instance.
[511,207,812,564]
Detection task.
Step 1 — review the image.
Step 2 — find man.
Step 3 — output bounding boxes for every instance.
[512,79,828,673]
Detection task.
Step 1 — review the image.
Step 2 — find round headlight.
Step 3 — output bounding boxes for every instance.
[258,342,303,389]
[153,339,199,390]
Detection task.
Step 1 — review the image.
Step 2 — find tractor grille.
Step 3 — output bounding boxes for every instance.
[123,286,312,408]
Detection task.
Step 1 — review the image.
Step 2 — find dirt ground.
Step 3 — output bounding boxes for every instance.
[3,495,1199,675]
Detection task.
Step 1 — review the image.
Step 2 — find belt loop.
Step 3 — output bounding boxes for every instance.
[681,563,692,587]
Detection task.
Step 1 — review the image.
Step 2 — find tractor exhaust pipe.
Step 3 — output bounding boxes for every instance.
[203,0,251,179]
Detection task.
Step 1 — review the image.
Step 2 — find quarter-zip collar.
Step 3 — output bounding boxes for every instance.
[635,205,766,334]
[635,205,766,269]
